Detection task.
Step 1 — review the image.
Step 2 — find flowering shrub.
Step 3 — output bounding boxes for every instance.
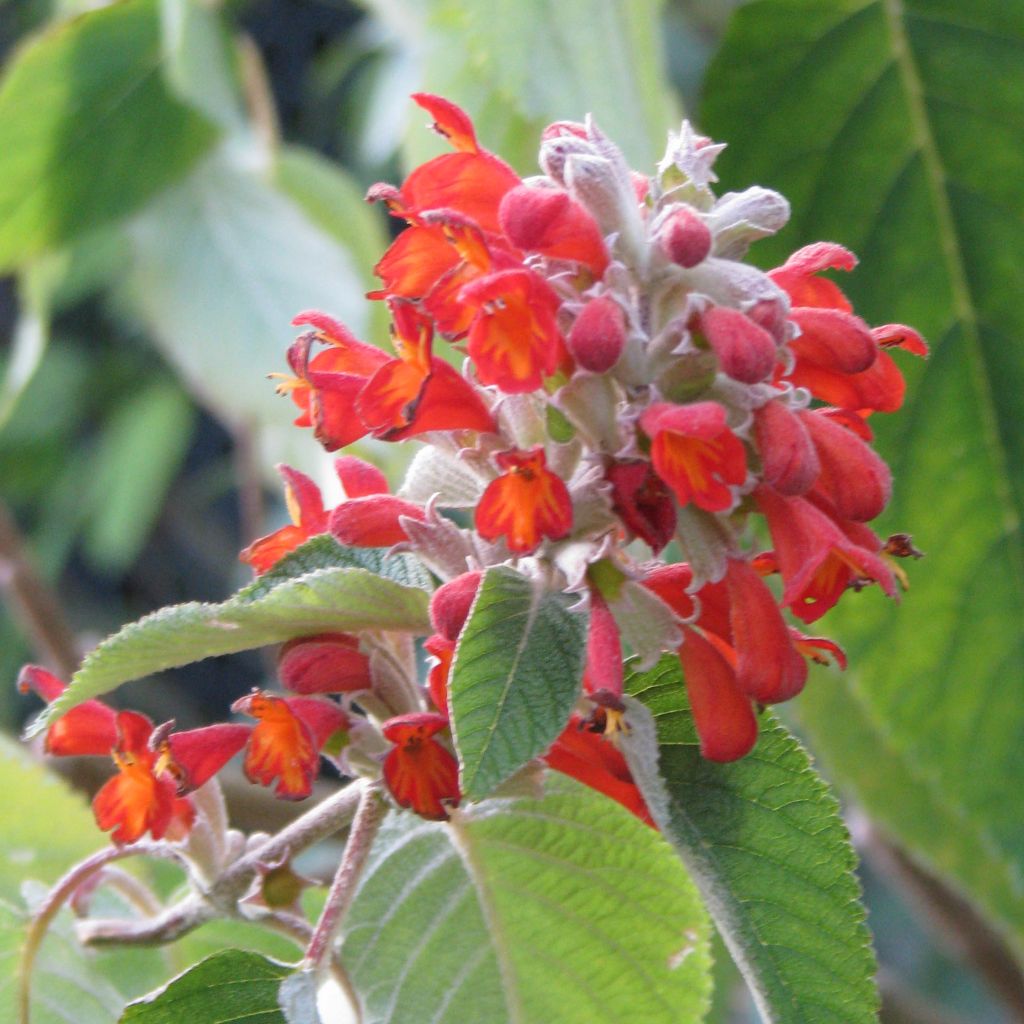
[17,95,927,1022]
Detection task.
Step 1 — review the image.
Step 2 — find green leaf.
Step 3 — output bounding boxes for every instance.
[450,567,587,801]
[343,774,711,1024]
[0,738,169,1023]
[239,534,434,600]
[703,0,1024,950]
[624,656,879,1024]
[0,0,217,270]
[120,950,291,1023]
[31,566,431,735]
[83,381,197,574]
[395,0,678,173]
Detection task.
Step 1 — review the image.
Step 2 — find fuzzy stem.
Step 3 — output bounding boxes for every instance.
[305,783,386,970]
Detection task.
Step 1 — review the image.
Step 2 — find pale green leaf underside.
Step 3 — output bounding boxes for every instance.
[342,774,711,1024]
[703,0,1024,951]
[450,567,587,801]
[0,0,217,270]
[30,566,430,735]
[120,949,290,1023]
[626,658,879,1024]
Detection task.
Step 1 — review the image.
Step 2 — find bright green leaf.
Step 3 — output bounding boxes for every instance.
[450,567,587,801]
[343,774,711,1024]
[703,0,1024,951]
[119,949,291,1023]
[31,566,431,735]
[624,657,879,1024]
[239,534,434,600]
[0,0,217,270]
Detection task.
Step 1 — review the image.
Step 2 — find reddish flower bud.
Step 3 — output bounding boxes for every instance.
[329,495,427,547]
[700,305,777,383]
[583,590,623,702]
[278,634,372,694]
[382,712,460,820]
[800,409,892,522]
[498,185,609,276]
[753,400,821,496]
[476,448,573,554]
[334,456,389,498]
[677,628,758,763]
[606,459,676,553]
[640,401,747,513]
[788,307,877,375]
[430,571,483,642]
[567,295,626,373]
[658,206,712,268]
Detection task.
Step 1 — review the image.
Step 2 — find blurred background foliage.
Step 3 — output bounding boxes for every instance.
[0,1,1021,1021]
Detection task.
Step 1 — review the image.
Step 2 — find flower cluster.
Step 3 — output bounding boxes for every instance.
[22,95,923,843]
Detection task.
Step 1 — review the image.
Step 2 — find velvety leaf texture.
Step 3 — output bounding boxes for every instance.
[29,566,430,735]
[0,0,217,269]
[625,657,879,1024]
[342,774,712,1024]
[450,567,588,801]
[703,0,1024,950]
[119,950,291,1023]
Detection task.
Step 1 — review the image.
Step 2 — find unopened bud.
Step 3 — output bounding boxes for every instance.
[658,206,712,268]
[753,400,820,496]
[568,295,626,373]
[700,305,778,383]
[539,135,597,186]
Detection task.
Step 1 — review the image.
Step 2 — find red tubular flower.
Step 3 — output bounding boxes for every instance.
[498,184,609,276]
[543,718,654,826]
[723,558,807,703]
[429,570,483,641]
[329,494,427,547]
[461,269,566,392]
[425,634,456,718]
[476,448,573,554]
[18,665,117,757]
[700,306,778,384]
[382,712,460,820]
[677,628,759,763]
[582,590,624,704]
[567,295,626,374]
[164,724,251,793]
[640,401,747,513]
[333,456,389,498]
[753,400,820,496]
[800,408,892,522]
[278,634,372,694]
[400,95,521,234]
[356,302,497,440]
[605,459,677,553]
[240,465,328,573]
[233,692,348,800]
[755,485,896,623]
[370,221,463,303]
[92,711,194,845]
[769,242,857,311]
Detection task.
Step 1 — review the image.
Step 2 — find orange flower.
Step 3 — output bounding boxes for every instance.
[461,270,565,392]
[233,692,348,800]
[641,401,747,512]
[476,448,573,554]
[382,712,460,820]
[240,465,328,574]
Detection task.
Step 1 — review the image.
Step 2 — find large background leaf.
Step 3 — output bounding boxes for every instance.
[702,0,1024,952]
[0,0,216,270]
[625,657,879,1024]
[342,774,711,1024]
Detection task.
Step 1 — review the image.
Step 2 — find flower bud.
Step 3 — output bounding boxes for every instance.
[658,206,712,268]
[753,399,821,496]
[567,295,626,373]
[430,570,483,641]
[700,305,778,383]
[539,134,597,185]
[707,186,790,259]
